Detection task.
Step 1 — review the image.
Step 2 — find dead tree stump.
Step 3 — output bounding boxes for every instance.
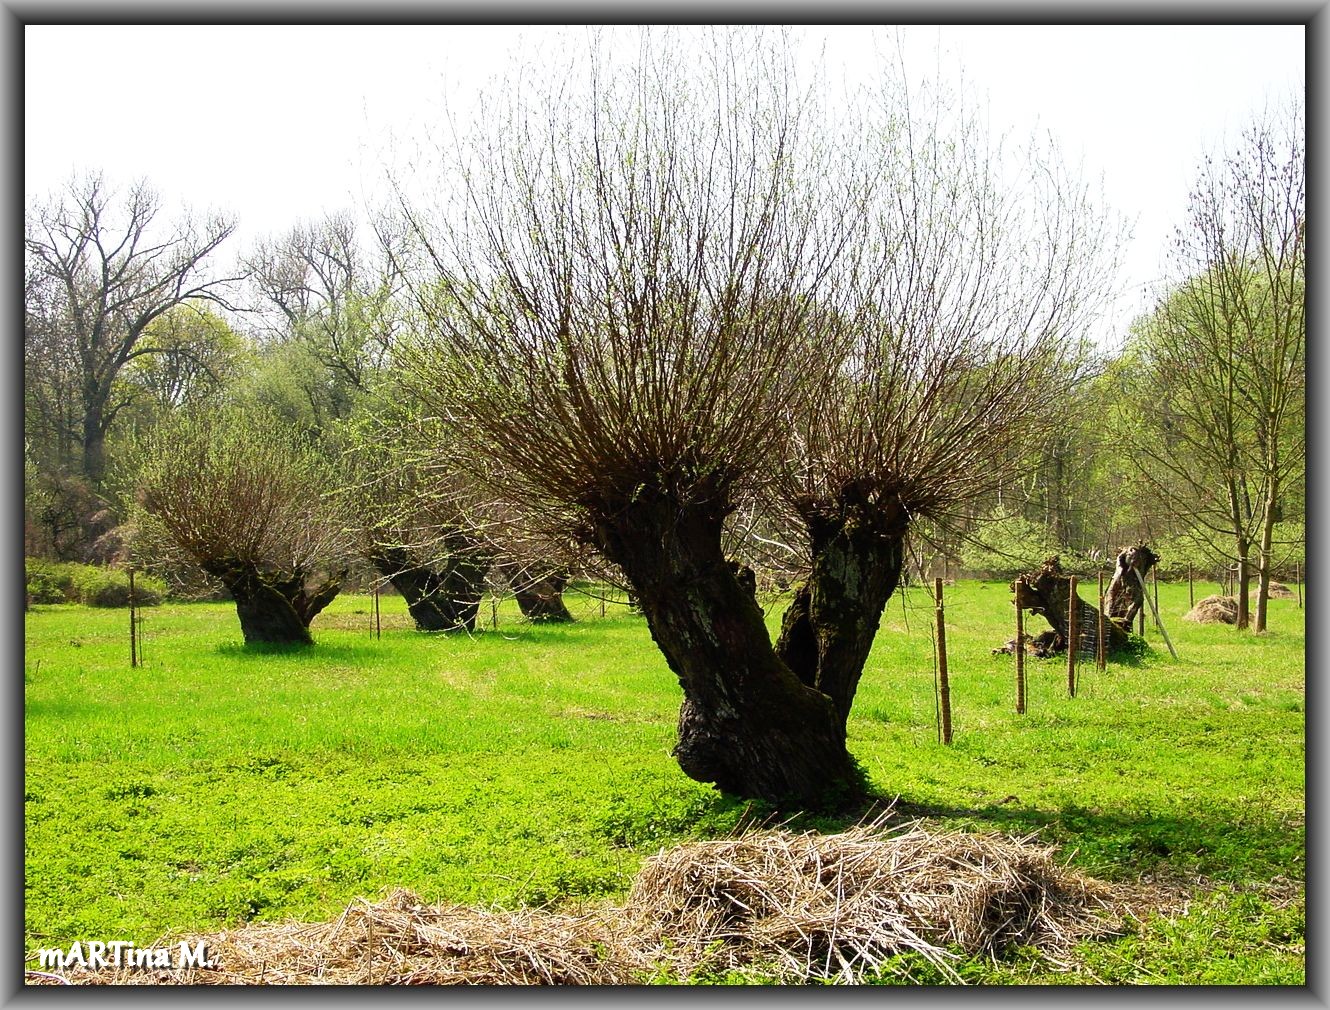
[1009,557,1132,658]
[1104,545,1159,628]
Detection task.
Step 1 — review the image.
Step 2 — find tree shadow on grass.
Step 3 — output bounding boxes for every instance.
[213,641,388,661]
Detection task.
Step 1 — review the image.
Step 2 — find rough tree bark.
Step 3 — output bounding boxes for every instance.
[1103,545,1159,627]
[1012,556,1132,658]
[775,492,907,725]
[369,544,490,632]
[202,559,343,645]
[588,486,861,807]
[499,564,574,623]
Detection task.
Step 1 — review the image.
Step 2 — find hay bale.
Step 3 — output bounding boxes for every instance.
[32,819,1120,986]
[1184,595,1238,624]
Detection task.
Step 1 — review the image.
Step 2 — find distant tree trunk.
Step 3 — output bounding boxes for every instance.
[1014,557,1132,657]
[369,545,489,632]
[775,498,906,725]
[590,490,860,807]
[1103,545,1159,627]
[203,559,342,645]
[81,398,108,485]
[1255,476,1278,632]
[510,569,574,623]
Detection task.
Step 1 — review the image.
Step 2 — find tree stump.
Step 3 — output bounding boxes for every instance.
[1010,557,1131,658]
[1103,545,1159,627]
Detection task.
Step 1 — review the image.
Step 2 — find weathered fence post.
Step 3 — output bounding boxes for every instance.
[129,568,138,668]
[1132,567,1179,660]
[1015,594,1026,715]
[935,578,952,744]
[1067,575,1078,698]
[1097,570,1107,673]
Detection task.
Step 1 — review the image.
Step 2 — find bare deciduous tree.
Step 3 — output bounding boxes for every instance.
[25,174,240,483]
[248,213,403,428]
[395,31,1118,805]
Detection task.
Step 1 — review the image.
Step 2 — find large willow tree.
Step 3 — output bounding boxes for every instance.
[396,30,1117,805]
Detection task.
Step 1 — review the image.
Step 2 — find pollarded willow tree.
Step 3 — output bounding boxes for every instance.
[339,395,496,633]
[131,407,354,645]
[395,30,1118,805]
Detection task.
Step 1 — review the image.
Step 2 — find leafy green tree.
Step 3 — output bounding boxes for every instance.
[957,508,1061,578]
[120,304,249,414]
[1122,102,1304,631]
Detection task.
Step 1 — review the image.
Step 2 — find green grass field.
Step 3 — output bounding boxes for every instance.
[24,580,1305,984]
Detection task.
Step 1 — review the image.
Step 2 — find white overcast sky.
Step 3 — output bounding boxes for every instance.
[24,23,1305,348]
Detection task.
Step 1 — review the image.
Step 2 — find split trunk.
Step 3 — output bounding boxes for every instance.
[589,488,861,808]
[370,544,490,632]
[1103,545,1159,628]
[202,559,343,645]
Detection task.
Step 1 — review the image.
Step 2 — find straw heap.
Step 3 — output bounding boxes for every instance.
[28,816,1120,986]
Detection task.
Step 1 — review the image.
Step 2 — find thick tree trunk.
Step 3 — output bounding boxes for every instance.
[370,545,489,632]
[774,501,905,725]
[202,559,343,645]
[1103,545,1159,627]
[590,489,860,807]
[511,571,574,623]
[1014,557,1132,657]
[81,407,107,485]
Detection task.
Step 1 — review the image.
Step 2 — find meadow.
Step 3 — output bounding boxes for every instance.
[23,579,1305,984]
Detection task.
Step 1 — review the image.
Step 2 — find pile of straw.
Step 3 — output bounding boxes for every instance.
[627,820,1114,982]
[1184,595,1238,624]
[30,817,1120,986]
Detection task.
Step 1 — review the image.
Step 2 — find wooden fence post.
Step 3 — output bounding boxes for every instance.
[1097,570,1106,673]
[935,578,952,744]
[129,568,138,668]
[1188,563,1194,609]
[1067,575,1078,698]
[1015,594,1026,715]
